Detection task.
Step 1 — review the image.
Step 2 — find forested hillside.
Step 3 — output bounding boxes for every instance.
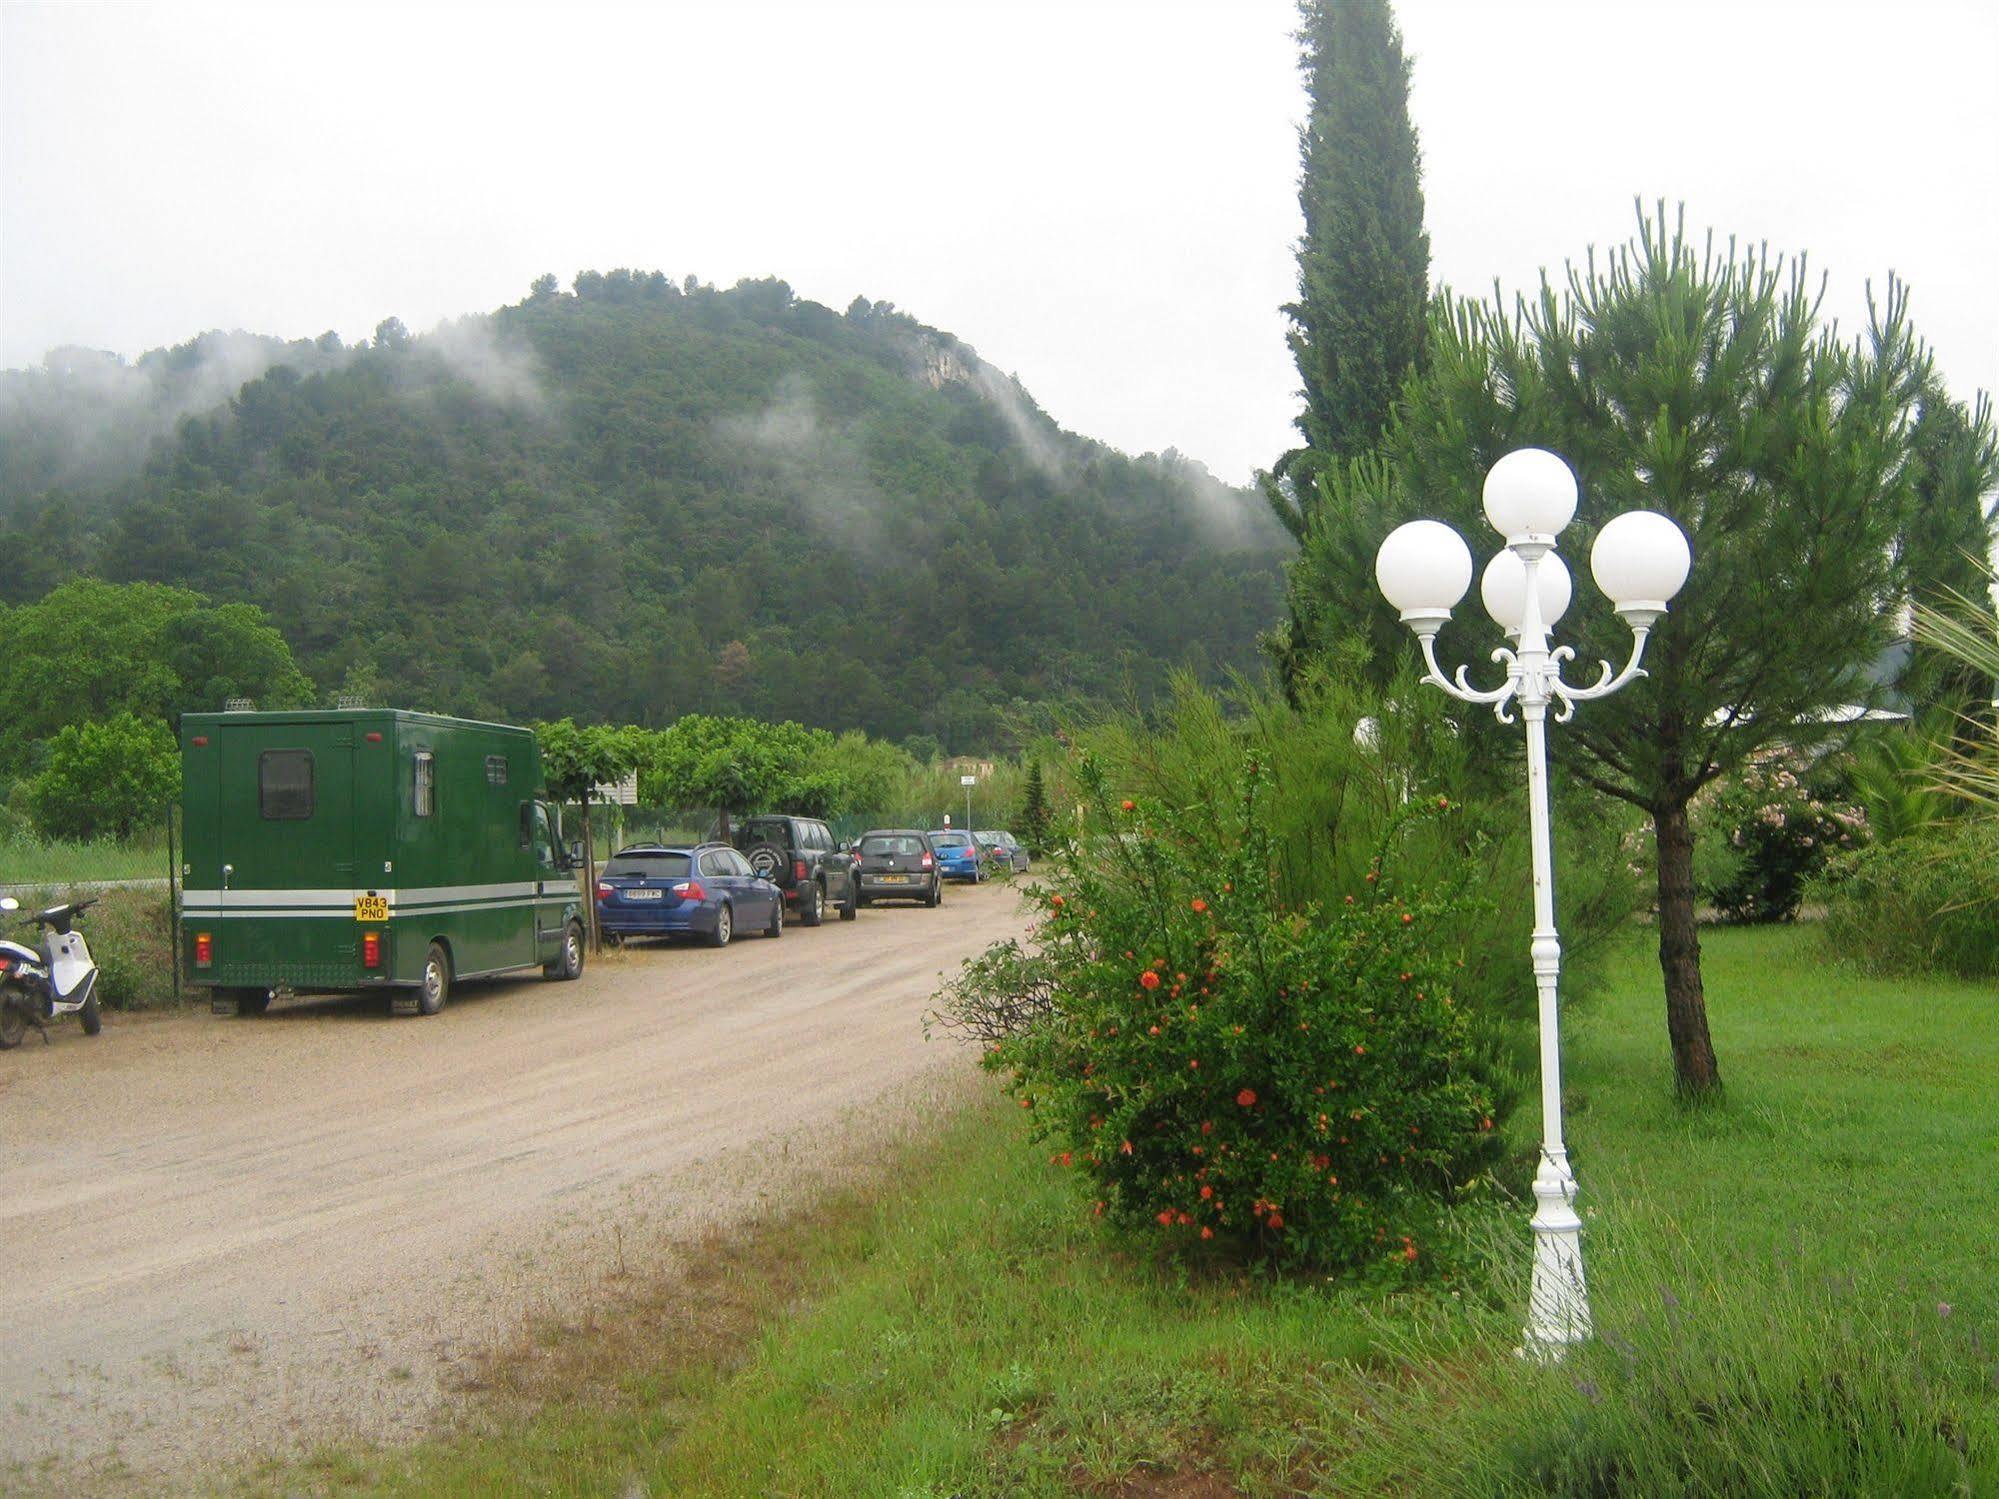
[0,275,1288,751]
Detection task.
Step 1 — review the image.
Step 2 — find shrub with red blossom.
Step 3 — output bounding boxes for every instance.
[935,751,1497,1272]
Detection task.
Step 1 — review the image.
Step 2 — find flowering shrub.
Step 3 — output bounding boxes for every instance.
[934,752,1498,1273]
[1691,752,1867,923]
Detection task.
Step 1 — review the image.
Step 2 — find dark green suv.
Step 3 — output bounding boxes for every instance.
[729,815,859,926]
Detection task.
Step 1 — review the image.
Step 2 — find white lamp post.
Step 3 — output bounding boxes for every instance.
[1374,447,1691,1359]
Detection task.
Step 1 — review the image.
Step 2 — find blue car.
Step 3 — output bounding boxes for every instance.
[596,842,783,947]
[928,830,987,883]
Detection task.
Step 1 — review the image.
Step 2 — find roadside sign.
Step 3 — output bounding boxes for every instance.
[959,774,977,787]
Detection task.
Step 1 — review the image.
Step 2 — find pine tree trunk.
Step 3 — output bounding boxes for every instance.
[1655,797,1721,1096]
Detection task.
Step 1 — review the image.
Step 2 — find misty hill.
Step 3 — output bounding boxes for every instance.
[0,274,1289,751]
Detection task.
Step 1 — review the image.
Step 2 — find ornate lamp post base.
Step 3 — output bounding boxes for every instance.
[1520,1147,1591,1360]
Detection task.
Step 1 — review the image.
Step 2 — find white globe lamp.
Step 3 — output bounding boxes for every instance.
[1483,447,1579,540]
[1590,510,1691,629]
[1481,548,1572,640]
[1374,520,1473,637]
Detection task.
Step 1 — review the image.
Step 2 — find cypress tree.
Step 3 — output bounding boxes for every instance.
[1265,0,1431,543]
[1020,758,1051,853]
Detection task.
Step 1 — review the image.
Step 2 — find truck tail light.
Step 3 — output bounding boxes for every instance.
[794,860,807,883]
[362,932,382,969]
[195,932,213,967]
[671,880,706,902]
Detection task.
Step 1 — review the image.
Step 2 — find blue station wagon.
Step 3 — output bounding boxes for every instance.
[596,843,783,946]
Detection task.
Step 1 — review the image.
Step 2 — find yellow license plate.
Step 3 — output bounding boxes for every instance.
[354,894,389,922]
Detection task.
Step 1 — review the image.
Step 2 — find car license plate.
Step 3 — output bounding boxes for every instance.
[625,888,663,901]
[354,894,389,922]
[878,873,909,884]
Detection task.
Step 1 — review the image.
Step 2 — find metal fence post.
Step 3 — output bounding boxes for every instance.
[166,801,181,1004]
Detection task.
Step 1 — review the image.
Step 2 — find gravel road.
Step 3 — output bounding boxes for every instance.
[0,878,1029,1487]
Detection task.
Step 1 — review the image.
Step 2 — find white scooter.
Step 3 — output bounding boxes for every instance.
[0,896,103,1049]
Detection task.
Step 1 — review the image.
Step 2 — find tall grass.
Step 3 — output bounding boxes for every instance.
[0,830,169,885]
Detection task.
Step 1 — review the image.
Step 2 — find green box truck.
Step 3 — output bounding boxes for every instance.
[180,708,588,1017]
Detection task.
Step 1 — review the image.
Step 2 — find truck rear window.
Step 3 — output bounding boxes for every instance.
[259,750,314,820]
[603,851,692,879]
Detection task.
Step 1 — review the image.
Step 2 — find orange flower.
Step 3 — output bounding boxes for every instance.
[1200,1226,1214,1240]
[1121,799,1136,811]
[1400,912,1413,924]
[1157,1209,1174,1226]
[1120,1139,1134,1155]
[1019,1097,1033,1108]
[1140,971,1162,991]
[1188,1058,1199,1070]
[1190,898,1208,913]
[1266,1211,1284,1230]
[1199,1185,1214,1200]
[1050,894,1065,908]
[1236,1088,1258,1108]
[1148,1024,1162,1035]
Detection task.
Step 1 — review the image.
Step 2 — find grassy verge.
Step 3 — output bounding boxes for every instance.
[254,925,1999,1495]
[0,831,170,885]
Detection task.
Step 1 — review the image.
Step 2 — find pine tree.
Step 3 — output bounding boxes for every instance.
[1264,0,1430,543]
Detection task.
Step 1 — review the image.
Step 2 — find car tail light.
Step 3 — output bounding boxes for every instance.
[195,932,213,967]
[362,932,382,969]
[671,880,706,902]
[921,852,934,869]
[596,883,613,901]
[793,860,807,882]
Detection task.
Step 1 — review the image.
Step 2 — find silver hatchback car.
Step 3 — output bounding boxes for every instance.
[974,830,1031,874]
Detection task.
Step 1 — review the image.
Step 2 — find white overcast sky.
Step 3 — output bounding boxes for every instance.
[3,0,1995,486]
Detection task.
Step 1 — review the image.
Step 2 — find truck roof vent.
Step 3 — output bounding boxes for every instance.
[224,697,256,713]
[336,693,369,710]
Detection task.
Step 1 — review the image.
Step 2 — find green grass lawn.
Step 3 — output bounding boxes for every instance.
[258,925,1999,1497]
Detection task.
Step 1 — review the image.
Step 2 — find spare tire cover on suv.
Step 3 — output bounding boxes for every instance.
[745,842,786,880]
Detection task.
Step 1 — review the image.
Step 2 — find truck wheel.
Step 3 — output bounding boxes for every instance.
[710,903,733,948]
[839,880,858,921]
[80,990,103,1035]
[545,921,585,980]
[417,942,452,1016]
[799,880,824,927]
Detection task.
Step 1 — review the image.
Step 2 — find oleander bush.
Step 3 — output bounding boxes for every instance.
[937,751,1500,1273]
[1818,817,1999,980]
[1692,750,1867,922]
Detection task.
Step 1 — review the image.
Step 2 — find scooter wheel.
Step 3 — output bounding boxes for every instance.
[80,990,101,1036]
[0,1003,23,1050]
